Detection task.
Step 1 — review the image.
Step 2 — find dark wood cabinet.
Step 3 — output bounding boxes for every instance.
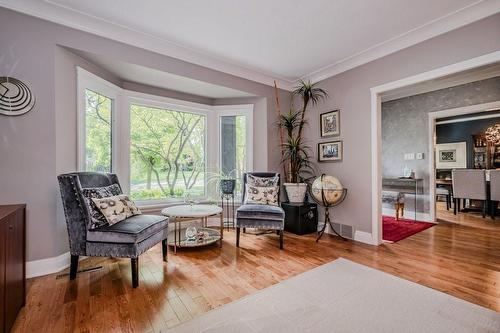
[0,205,25,333]
[282,202,318,235]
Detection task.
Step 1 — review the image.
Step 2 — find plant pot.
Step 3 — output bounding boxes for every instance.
[219,179,236,195]
[284,183,308,203]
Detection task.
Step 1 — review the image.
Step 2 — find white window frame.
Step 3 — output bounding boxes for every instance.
[124,93,213,206]
[76,68,120,173]
[215,104,254,175]
[77,67,254,208]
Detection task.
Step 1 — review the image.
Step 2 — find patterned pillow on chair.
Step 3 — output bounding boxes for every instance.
[92,195,141,225]
[244,184,279,206]
[247,174,279,187]
[82,184,122,229]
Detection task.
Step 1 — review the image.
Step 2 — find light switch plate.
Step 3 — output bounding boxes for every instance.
[416,153,424,160]
[404,153,415,160]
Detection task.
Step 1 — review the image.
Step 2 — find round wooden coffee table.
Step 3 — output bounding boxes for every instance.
[161,204,223,254]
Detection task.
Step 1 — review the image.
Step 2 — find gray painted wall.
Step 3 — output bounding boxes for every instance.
[301,13,500,233]
[381,76,500,214]
[0,7,290,262]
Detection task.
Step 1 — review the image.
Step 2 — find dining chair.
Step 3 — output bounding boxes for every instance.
[435,187,451,210]
[452,169,487,218]
[489,170,500,219]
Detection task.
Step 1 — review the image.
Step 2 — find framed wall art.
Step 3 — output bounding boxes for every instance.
[435,142,466,169]
[318,140,343,162]
[320,110,340,137]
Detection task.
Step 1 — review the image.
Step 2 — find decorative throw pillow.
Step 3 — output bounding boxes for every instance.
[244,184,279,206]
[91,195,141,225]
[247,174,279,187]
[82,184,122,229]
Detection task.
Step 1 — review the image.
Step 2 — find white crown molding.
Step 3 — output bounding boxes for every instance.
[1,0,499,89]
[301,0,500,84]
[0,0,296,91]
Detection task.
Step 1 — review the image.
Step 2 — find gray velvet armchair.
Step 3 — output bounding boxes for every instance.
[236,172,285,249]
[57,172,169,288]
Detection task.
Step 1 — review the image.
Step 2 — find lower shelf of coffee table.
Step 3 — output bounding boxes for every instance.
[167,227,221,248]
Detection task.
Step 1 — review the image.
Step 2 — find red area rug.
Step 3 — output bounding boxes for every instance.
[382,215,434,242]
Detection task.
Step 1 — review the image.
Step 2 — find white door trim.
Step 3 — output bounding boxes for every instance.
[370,50,500,245]
[428,101,500,222]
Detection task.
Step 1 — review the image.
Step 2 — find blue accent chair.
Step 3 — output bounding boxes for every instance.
[236,172,285,249]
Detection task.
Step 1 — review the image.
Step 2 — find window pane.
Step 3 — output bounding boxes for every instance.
[130,104,206,201]
[85,89,112,172]
[221,115,247,192]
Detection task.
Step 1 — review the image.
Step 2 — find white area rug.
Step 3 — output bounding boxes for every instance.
[166,258,500,332]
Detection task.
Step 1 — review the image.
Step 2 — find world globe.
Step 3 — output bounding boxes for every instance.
[311,175,344,205]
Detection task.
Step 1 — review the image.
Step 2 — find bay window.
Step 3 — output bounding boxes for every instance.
[130,104,206,201]
[77,67,253,206]
[84,89,113,172]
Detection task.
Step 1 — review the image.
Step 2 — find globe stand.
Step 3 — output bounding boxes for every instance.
[308,174,348,242]
[316,203,347,242]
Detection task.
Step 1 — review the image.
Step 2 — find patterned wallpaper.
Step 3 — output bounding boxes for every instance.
[382,76,500,214]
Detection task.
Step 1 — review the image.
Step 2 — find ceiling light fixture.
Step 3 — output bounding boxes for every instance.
[485,124,500,145]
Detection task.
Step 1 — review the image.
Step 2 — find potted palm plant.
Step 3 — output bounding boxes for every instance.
[277,80,328,203]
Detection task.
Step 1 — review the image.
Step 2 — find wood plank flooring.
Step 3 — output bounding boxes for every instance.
[12,214,500,332]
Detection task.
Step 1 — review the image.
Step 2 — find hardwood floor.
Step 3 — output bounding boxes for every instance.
[12,216,500,332]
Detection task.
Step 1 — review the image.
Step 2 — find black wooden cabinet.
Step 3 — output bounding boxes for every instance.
[0,204,25,333]
[282,202,318,235]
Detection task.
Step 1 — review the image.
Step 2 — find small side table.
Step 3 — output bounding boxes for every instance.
[221,193,235,230]
[161,205,223,254]
[282,202,318,235]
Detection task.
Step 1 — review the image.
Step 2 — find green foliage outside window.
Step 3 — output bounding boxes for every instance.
[85,89,112,172]
[129,104,206,200]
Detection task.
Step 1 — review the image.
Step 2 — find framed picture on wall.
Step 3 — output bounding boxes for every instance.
[435,142,466,169]
[320,110,340,137]
[318,140,343,162]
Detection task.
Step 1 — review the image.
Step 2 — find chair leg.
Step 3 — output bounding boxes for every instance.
[162,239,168,262]
[69,255,79,280]
[131,257,139,288]
[446,195,450,210]
[243,227,246,233]
[276,230,280,235]
[236,227,240,247]
[482,200,487,219]
[279,230,284,250]
[454,198,457,215]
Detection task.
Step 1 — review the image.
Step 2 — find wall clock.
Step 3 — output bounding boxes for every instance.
[0,77,35,116]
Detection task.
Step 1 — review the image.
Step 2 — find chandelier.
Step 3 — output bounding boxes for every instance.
[485,124,500,145]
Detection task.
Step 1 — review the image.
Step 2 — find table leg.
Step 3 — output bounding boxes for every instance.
[177,219,181,253]
[174,218,177,254]
[220,212,223,247]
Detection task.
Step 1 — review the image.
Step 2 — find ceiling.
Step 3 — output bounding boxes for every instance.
[1,0,499,90]
[73,50,255,99]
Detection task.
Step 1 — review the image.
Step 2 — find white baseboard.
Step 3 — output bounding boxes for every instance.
[320,221,377,246]
[382,208,432,222]
[26,252,88,279]
[353,230,377,245]
[27,251,70,278]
